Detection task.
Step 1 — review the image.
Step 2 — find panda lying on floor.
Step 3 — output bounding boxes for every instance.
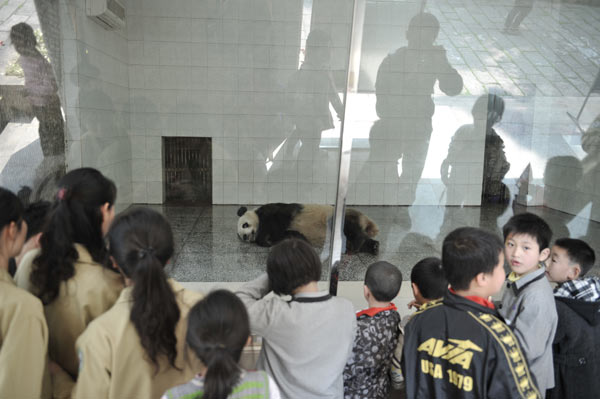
[237,203,379,255]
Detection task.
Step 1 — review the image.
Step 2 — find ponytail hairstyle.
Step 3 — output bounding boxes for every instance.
[0,187,25,254]
[186,290,250,399]
[106,207,179,370]
[31,168,117,304]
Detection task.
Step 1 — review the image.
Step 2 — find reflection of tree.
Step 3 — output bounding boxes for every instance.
[370,13,463,206]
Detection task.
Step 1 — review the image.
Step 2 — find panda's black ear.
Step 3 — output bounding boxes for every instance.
[237,206,248,217]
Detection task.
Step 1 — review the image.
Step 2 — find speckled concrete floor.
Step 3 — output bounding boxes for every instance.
[144,204,600,282]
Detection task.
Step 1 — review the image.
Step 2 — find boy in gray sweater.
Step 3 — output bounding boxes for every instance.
[499,213,558,398]
[237,238,356,399]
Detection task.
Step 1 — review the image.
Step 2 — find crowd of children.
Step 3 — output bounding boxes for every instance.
[0,166,598,399]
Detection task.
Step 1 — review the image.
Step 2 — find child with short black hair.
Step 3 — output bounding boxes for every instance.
[343,261,402,399]
[10,200,51,275]
[402,227,540,398]
[236,238,356,399]
[546,238,595,284]
[545,238,599,399]
[163,290,281,399]
[390,257,446,392]
[408,256,447,311]
[500,212,557,397]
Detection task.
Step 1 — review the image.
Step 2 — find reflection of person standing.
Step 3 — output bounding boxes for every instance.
[373,13,462,205]
[504,0,535,33]
[10,23,64,158]
[285,30,343,161]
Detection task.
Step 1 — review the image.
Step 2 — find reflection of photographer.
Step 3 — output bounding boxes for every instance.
[371,12,463,206]
[441,94,510,206]
[10,23,64,159]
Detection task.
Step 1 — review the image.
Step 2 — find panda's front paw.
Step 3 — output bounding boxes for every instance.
[365,239,379,255]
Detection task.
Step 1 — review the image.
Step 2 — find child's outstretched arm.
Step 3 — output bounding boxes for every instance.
[235,273,275,336]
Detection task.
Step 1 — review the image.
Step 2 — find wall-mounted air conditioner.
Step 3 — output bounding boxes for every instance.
[86,0,126,31]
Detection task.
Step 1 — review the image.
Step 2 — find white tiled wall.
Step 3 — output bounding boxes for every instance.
[60,0,132,208]
[58,0,599,218]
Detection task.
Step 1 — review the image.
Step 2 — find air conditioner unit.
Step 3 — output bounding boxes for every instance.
[86,0,126,31]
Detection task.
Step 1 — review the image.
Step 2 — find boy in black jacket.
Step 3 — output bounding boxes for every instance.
[545,238,599,399]
[402,227,540,398]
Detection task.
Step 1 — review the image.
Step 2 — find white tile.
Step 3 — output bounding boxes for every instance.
[132,182,147,203]
[267,183,283,202]
[355,183,370,205]
[369,184,385,205]
[283,183,298,202]
[146,137,162,159]
[238,161,254,182]
[253,183,267,204]
[253,161,268,183]
[147,181,163,203]
[223,160,238,182]
[132,159,147,182]
[238,183,253,204]
[146,159,162,181]
[296,183,311,203]
[213,182,224,204]
[384,184,398,205]
[223,138,239,160]
[212,159,224,182]
[311,184,327,203]
[223,183,239,204]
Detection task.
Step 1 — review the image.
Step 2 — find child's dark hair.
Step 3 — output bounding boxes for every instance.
[267,238,321,296]
[186,290,250,399]
[107,207,179,371]
[503,212,552,251]
[443,227,504,291]
[554,238,596,277]
[364,261,402,302]
[411,257,447,299]
[0,187,24,234]
[23,201,51,241]
[31,167,117,305]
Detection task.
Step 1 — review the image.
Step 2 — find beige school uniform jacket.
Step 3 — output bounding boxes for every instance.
[0,268,51,399]
[15,244,125,378]
[72,280,204,399]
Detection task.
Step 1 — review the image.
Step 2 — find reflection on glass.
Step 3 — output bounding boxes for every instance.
[285,29,343,162]
[10,24,64,162]
[441,94,510,206]
[370,12,463,210]
[504,0,535,34]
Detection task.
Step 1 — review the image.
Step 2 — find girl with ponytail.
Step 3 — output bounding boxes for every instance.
[15,167,124,381]
[72,207,204,399]
[0,187,51,399]
[163,290,281,399]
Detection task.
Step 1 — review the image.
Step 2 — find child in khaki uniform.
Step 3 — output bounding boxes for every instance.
[15,168,124,394]
[0,188,51,398]
[71,207,204,398]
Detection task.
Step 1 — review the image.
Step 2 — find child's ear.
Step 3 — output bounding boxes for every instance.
[475,272,488,288]
[569,265,581,280]
[539,247,550,263]
[411,282,420,297]
[109,256,119,271]
[363,285,370,299]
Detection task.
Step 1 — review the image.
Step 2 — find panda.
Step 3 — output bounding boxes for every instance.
[236,203,380,254]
